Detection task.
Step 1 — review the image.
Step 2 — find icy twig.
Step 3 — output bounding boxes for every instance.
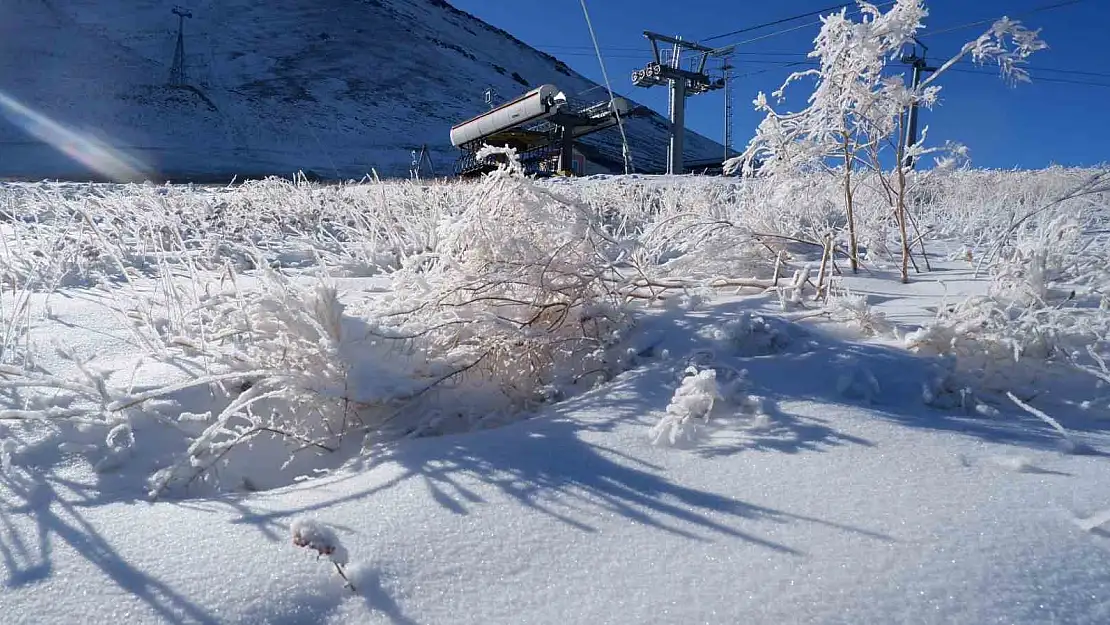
[1006,392,1086,454]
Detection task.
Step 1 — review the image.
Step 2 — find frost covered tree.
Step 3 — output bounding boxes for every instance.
[727,0,1047,282]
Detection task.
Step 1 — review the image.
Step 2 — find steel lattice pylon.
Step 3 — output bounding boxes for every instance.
[169,7,192,86]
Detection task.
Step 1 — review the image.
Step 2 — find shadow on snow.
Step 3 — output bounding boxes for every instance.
[2,297,1107,622]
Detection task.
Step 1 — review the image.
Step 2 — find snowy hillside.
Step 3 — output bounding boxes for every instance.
[0,0,724,181]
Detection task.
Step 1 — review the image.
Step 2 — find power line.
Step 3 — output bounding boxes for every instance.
[736,56,1110,80]
[734,60,813,80]
[537,0,1090,64]
[726,58,1110,85]
[540,0,1104,98]
[949,67,1110,88]
[539,44,807,57]
[703,0,1085,50]
[1016,66,1110,79]
[950,58,1110,80]
[928,0,1089,36]
[710,1,898,48]
[543,50,812,62]
[578,0,632,174]
[702,3,851,43]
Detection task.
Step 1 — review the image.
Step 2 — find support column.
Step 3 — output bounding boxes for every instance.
[559,125,576,175]
[668,78,686,176]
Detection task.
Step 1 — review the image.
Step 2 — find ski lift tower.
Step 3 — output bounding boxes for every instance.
[632,32,724,175]
[169,7,193,86]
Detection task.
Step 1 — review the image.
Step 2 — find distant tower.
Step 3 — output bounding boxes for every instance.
[410,144,436,180]
[169,7,193,86]
[721,51,734,161]
[483,86,499,110]
[632,32,724,175]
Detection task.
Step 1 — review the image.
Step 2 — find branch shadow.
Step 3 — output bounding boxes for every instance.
[676,297,1110,455]
[227,366,893,558]
[349,565,421,625]
[740,336,1110,456]
[0,467,219,624]
[693,395,875,459]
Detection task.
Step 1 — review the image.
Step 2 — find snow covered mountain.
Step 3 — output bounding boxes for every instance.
[0,0,726,181]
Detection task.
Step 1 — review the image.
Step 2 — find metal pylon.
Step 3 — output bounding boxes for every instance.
[169,7,192,86]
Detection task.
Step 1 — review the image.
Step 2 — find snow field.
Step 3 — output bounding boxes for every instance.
[1,166,1108,493]
[0,163,1108,623]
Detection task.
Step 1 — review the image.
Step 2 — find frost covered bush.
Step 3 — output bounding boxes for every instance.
[906,170,1110,392]
[371,151,639,430]
[9,157,788,495]
[143,268,430,495]
[703,312,794,356]
[649,362,775,447]
[2,164,1107,495]
[134,158,651,491]
[650,367,721,446]
[825,285,893,338]
[0,177,449,288]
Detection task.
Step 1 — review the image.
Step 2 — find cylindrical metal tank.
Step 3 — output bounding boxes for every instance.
[450,84,564,147]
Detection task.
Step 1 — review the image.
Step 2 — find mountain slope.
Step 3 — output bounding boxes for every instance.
[0,0,725,180]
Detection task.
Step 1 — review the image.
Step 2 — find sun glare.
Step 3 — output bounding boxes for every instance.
[0,91,148,182]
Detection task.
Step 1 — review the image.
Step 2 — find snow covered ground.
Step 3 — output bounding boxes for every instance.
[1,167,1109,623]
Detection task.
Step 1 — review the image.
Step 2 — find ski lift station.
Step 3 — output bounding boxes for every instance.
[449,84,645,177]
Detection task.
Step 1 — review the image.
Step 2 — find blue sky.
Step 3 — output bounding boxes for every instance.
[448,0,1109,169]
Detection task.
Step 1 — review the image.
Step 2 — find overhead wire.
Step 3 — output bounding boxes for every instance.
[701,2,853,42]
[705,0,1085,48]
[727,56,1110,79]
[1017,66,1110,78]
[578,0,633,174]
[708,0,1099,85]
[711,1,898,48]
[538,45,807,57]
[928,0,1089,37]
[949,67,1110,88]
[542,0,1091,66]
[539,50,812,62]
[719,57,1110,86]
[536,3,898,56]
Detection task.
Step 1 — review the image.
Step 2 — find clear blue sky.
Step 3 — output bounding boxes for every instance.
[448,0,1109,169]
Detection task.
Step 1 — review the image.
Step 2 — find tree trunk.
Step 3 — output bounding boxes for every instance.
[815,233,833,301]
[896,163,911,284]
[843,133,859,273]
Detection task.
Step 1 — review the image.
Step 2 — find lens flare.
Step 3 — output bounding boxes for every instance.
[0,91,149,181]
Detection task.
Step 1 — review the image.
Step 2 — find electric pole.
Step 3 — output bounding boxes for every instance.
[169,7,193,87]
[900,40,937,169]
[632,32,724,175]
[720,49,735,161]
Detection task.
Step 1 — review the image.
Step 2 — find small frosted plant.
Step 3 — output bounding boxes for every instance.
[291,517,355,591]
[649,367,721,446]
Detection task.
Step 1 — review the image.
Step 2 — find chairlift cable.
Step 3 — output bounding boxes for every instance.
[579,0,633,174]
[702,2,853,43]
[928,0,1088,37]
[706,1,897,49]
